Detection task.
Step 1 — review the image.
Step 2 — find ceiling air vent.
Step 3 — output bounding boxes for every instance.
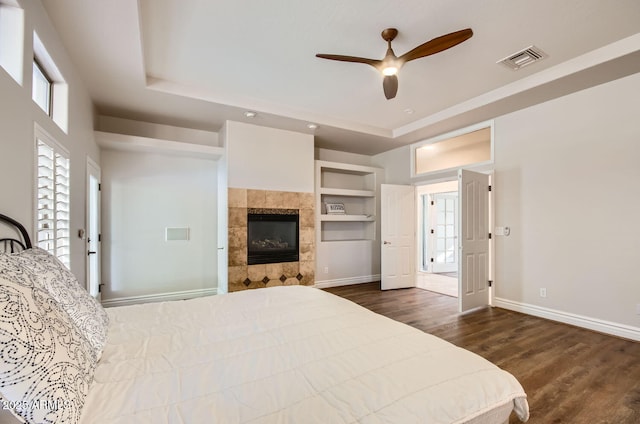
[497,46,548,70]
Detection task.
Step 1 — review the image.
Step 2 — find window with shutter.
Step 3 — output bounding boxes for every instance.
[36,128,70,268]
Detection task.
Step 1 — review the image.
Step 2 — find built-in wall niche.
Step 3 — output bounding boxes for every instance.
[315,161,382,242]
[320,167,376,191]
[321,221,375,242]
[411,121,494,178]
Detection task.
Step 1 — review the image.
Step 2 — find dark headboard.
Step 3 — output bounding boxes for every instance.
[0,213,33,253]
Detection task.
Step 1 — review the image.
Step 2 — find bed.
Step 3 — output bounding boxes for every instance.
[0,213,529,424]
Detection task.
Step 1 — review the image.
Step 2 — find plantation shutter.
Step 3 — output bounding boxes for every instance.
[36,138,70,268]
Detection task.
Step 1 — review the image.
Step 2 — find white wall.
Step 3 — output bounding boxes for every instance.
[374,73,640,336]
[493,72,640,330]
[101,149,219,301]
[0,1,98,285]
[227,121,314,192]
[372,145,412,185]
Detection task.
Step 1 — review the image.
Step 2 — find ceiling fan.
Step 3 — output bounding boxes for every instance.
[316,28,473,100]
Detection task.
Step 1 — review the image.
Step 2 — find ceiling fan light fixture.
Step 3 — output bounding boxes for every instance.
[315,27,473,100]
[380,55,400,76]
[382,65,398,76]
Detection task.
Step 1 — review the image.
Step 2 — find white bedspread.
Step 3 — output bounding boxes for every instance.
[81,286,528,423]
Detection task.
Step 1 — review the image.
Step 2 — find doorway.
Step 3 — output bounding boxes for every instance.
[86,158,101,299]
[381,169,491,312]
[417,181,459,297]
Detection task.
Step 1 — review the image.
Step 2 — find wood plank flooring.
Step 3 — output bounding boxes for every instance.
[324,282,640,424]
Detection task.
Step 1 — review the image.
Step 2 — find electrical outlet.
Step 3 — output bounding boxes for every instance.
[540,288,547,298]
[323,266,329,274]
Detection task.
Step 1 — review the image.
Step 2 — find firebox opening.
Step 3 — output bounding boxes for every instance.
[247,211,299,265]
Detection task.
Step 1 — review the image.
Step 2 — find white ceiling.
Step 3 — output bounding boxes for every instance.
[42,0,640,155]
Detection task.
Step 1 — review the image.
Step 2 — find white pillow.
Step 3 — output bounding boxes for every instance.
[0,275,96,424]
[6,248,109,360]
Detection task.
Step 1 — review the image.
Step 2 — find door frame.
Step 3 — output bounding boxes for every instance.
[415,180,459,274]
[86,157,101,298]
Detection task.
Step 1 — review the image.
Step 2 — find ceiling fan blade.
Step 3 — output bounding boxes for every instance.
[383,75,398,99]
[399,28,473,63]
[316,54,381,68]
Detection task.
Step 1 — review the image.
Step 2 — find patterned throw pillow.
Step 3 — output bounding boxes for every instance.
[0,275,96,424]
[6,248,109,360]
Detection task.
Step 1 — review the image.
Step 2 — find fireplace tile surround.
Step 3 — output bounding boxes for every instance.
[228,188,315,292]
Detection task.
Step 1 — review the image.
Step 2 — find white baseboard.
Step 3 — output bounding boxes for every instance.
[494,297,640,342]
[314,275,380,289]
[101,287,218,308]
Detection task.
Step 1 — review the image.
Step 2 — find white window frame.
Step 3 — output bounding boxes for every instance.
[35,124,71,268]
[32,57,52,115]
[32,31,69,133]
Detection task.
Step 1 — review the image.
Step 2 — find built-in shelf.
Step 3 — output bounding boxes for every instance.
[320,214,375,222]
[94,131,224,160]
[315,160,382,242]
[319,188,375,197]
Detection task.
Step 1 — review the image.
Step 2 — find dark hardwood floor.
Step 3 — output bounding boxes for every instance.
[324,282,640,424]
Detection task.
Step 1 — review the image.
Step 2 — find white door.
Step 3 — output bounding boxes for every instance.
[458,169,490,312]
[86,159,101,299]
[430,192,458,273]
[381,184,416,290]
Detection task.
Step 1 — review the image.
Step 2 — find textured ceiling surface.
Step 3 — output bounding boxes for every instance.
[43,0,640,154]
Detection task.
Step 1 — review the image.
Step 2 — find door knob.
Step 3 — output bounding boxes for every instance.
[88,251,97,255]
[383,241,391,245]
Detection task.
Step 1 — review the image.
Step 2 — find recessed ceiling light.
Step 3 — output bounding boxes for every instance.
[306,123,318,130]
[244,111,257,118]
[404,108,415,114]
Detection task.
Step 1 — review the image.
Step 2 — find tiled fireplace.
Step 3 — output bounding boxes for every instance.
[228,188,315,292]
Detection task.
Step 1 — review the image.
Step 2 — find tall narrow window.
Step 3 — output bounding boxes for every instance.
[32,59,52,115]
[32,31,69,132]
[0,1,25,84]
[36,129,70,268]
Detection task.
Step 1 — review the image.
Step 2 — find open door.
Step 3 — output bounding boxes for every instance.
[458,169,490,312]
[381,184,416,290]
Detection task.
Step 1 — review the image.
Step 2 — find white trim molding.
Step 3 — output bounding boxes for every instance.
[494,297,640,342]
[101,288,218,308]
[314,274,381,289]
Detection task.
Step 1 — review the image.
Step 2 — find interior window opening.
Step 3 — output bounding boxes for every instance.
[32,31,69,132]
[412,122,493,178]
[0,1,24,84]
